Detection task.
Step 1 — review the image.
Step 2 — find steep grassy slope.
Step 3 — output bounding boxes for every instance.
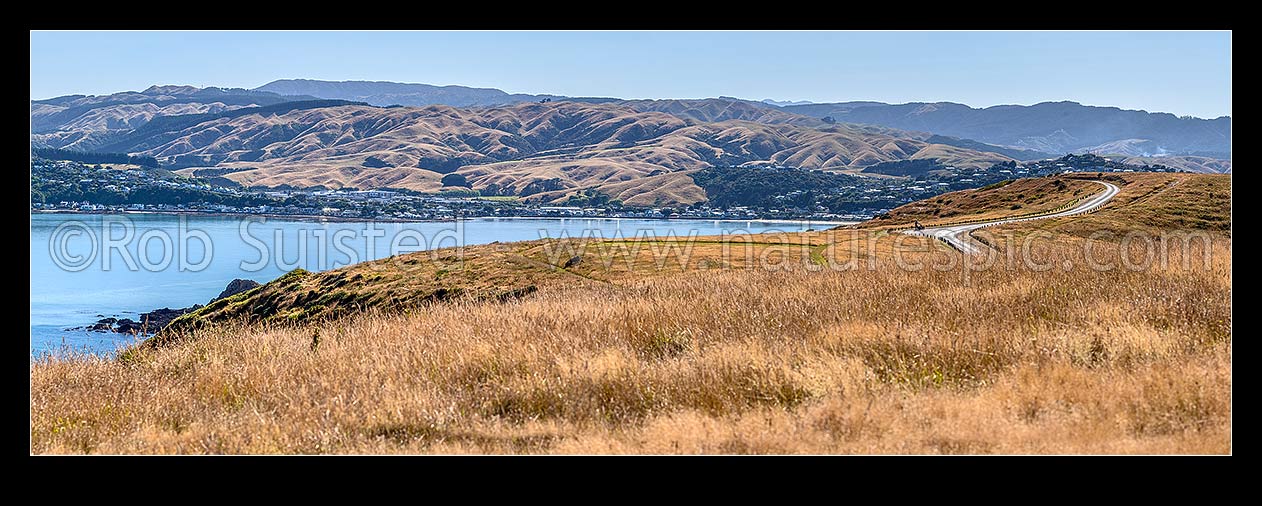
[155,239,591,342]
[154,231,829,343]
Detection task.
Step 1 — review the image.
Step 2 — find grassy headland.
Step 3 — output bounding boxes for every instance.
[31,173,1231,454]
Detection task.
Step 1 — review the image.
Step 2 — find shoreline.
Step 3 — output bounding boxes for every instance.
[33,210,856,351]
[31,209,443,224]
[441,216,860,226]
[31,209,861,226]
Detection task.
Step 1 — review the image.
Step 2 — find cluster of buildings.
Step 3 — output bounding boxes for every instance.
[1020,153,1182,175]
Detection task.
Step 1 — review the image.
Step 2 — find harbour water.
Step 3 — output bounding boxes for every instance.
[31,213,850,356]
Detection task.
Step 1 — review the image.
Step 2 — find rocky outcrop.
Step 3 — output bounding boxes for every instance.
[94,306,202,335]
[214,278,261,301]
[74,279,254,335]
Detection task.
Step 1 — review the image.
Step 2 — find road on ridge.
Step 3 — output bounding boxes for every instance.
[904,180,1121,254]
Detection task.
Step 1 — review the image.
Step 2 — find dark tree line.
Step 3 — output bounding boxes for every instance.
[32,148,159,168]
[691,166,862,209]
[33,182,274,207]
[860,159,946,177]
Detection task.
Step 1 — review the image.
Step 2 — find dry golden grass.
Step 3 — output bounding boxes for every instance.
[31,236,1230,454]
[1054,173,1231,235]
[30,172,1231,454]
[864,177,1099,229]
[153,231,834,338]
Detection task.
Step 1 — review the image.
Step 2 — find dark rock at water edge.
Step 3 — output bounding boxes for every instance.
[112,318,138,333]
[108,306,203,335]
[74,278,254,335]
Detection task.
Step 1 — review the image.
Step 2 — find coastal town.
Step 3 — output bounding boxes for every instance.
[31,153,1184,222]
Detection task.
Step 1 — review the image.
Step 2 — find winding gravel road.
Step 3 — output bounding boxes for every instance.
[905,180,1120,254]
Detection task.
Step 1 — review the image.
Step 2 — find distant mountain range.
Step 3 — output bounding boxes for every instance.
[31,85,316,151]
[254,79,572,108]
[762,99,814,107]
[29,80,1231,205]
[780,101,1231,157]
[249,80,1231,157]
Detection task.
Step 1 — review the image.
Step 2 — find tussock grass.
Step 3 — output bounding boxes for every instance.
[31,238,1230,454]
[31,173,1231,454]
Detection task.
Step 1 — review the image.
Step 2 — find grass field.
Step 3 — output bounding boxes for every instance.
[865,176,1100,229]
[30,173,1232,454]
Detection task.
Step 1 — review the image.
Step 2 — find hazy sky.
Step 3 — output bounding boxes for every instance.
[30,31,1232,118]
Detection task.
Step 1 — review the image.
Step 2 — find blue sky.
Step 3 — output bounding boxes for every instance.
[30,31,1231,118]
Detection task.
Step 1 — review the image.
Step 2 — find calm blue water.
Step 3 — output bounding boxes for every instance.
[31,213,848,357]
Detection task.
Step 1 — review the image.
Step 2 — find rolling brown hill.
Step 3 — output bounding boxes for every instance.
[31,88,1029,206]
[31,85,311,151]
[33,102,253,151]
[110,101,1015,204]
